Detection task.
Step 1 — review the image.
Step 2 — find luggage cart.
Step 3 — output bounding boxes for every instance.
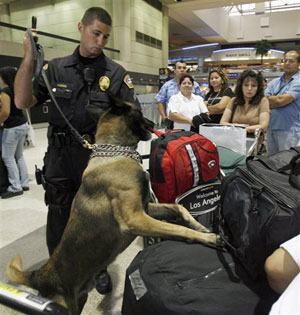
[199,124,266,176]
[199,123,266,158]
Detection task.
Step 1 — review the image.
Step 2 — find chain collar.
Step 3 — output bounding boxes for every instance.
[90,143,142,163]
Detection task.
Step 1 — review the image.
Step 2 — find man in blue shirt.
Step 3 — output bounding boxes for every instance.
[265,50,300,155]
[155,60,202,125]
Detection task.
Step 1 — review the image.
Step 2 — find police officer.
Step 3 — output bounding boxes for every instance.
[14,7,139,295]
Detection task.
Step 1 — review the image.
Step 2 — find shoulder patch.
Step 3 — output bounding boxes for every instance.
[99,76,110,91]
[43,63,48,71]
[124,74,134,89]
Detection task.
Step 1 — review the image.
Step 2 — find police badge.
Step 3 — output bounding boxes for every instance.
[99,76,110,91]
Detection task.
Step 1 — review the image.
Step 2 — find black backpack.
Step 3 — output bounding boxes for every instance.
[220,147,300,280]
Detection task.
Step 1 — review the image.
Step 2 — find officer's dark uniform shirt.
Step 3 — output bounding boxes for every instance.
[35,46,139,135]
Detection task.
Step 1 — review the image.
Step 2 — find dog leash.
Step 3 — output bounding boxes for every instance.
[28,28,96,151]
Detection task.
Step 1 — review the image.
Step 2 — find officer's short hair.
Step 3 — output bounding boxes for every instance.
[81,7,112,26]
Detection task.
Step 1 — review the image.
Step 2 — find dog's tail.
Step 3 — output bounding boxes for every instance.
[6,255,32,286]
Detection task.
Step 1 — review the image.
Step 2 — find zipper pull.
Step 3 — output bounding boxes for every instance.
[250,185,263,214]
[251,184,263,198]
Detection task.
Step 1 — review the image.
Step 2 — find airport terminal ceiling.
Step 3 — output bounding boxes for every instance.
[162,0,300,54]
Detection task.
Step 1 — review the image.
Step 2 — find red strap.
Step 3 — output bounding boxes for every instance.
[152,129,186,137]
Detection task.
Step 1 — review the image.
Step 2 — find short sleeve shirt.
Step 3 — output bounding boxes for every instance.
[281,234,300,268]
[1,87,27,128]
[204,87,234,106]
[168,92,208,131]
[228,97,270,126]
[35,47,138,134]
[155,78,203,116]
[204,87,234,123]
[265,72,300,131]
[269,234,300,315]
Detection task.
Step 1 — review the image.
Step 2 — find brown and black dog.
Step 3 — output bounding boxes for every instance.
[7,98,220,314]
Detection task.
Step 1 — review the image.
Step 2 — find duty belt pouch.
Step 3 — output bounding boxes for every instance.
[35,164,46,188]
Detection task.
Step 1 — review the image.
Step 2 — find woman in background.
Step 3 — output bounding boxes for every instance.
[204,69,234,123]
[168,74,209,131]
[0,66,29,199]
[220,70,270,133]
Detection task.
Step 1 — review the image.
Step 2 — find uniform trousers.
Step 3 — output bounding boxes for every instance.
[44,141,90,255]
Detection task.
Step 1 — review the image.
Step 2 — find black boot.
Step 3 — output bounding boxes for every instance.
[95,270,112,295]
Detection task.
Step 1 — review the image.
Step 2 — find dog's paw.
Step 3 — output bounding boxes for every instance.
[205,233,222,245]
[215,235,225,247]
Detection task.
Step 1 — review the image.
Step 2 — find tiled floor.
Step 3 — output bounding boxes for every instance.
[0,123,153,315]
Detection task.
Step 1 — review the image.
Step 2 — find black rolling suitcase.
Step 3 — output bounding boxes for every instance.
[122,241,277,315]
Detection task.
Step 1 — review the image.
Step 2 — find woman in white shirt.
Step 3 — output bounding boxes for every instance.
[168,74,208,131]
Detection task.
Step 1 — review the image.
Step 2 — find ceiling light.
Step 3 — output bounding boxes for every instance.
[182,43,219,50]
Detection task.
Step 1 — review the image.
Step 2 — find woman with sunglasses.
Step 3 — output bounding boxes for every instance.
[204,69,234,123]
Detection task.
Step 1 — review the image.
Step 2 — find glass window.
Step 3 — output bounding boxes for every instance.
[225,1,300,16]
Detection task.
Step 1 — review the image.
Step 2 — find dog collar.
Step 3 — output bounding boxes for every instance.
[90,143,142,163]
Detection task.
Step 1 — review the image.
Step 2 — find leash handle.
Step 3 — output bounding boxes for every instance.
[32,16,37,28]
[28,16,44,94]
[31,16,38,42]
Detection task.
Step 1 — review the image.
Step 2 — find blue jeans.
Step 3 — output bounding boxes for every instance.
[267,130,300,156]
[1,123,29,192]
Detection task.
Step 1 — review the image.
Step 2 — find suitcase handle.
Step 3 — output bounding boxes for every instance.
[288,153,300,189]
[251,147,300,174]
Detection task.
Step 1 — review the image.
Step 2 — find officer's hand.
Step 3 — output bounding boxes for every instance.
[23,29,37,63]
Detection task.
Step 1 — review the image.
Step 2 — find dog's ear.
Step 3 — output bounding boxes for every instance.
[106,91,134,111]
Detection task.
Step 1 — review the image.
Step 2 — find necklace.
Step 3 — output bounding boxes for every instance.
[207,89,221,105]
